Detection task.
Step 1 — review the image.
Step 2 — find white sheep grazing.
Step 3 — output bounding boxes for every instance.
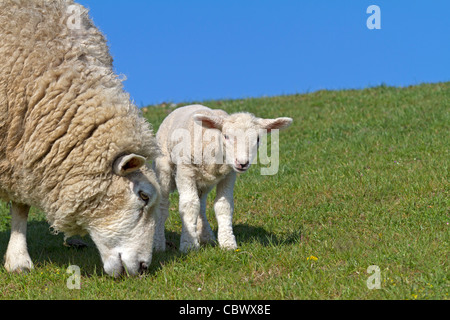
[153,105,293,252]
[0,0,160,277]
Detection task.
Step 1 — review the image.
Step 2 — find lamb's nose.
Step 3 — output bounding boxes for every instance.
[139,261,149,273]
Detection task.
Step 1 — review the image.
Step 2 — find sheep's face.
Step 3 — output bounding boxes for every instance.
[194,112,293,173]
[87,154,160,277]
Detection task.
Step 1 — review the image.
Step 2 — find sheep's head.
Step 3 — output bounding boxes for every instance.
[193,112,293,173]
[85,154,160,277]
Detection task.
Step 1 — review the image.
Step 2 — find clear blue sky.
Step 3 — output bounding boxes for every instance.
[77,0,449,106]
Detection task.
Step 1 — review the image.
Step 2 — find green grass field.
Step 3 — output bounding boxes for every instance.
[0,82,448,300]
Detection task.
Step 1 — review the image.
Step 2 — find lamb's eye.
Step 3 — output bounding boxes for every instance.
[139,191,150,204]
[224,134,230,140]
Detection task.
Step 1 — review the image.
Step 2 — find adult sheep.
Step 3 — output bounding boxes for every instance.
[153,105,292,253]
[0,0,160,277]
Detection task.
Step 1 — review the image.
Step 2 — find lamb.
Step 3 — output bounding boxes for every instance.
[0,0,160,277]
[153,105,292,252]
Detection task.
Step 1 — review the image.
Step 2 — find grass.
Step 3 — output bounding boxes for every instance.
[0,82,449,300]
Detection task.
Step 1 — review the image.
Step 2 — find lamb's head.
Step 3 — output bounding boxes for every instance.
[194,112,293,173]
[83,154,160,277]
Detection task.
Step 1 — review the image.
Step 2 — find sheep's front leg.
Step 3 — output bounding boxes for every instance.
[154,194,170,252]
[176,167,201,252]
[4,202,33,273]
[153,156,173,252]
[214,172,238,250]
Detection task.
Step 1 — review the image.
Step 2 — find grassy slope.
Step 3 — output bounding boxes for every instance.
[0,82,448,299]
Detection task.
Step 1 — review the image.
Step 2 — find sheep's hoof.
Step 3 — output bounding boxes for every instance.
[4,256,34,274]
[166,241,177,250]
[64,238,89,249]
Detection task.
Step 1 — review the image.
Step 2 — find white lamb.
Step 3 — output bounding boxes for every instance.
[153,105,293,252]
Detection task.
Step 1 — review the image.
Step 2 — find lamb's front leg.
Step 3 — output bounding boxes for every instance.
[214,172,238,250]
[176,167,201,253]
[4,202,33,273]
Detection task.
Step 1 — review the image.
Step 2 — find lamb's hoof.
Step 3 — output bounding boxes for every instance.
[220,243,238,251]
[179,241,200,253]
[218,239,238,251]
[153,240,167,252]
[198,233,217,247]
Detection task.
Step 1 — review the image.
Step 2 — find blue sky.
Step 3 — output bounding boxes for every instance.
[78,0,450,106]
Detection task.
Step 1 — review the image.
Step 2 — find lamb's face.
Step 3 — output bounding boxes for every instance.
[87,155,160,277]
[194,111,293,174]
[221,115,261,173]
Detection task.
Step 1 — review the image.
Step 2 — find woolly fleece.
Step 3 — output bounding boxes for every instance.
[0,0,158,237]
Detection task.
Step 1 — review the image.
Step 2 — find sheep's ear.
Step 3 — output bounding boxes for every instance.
[258,117,293,133]
[113,154,146,176]
[193,114,224,130]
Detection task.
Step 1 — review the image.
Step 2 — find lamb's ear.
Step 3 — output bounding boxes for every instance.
[113,154,146,176]
[258,117,293,133]
[193,114,224,130]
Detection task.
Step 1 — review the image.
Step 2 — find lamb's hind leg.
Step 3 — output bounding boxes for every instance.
[197,188,216,246]
[4,202,33,273]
